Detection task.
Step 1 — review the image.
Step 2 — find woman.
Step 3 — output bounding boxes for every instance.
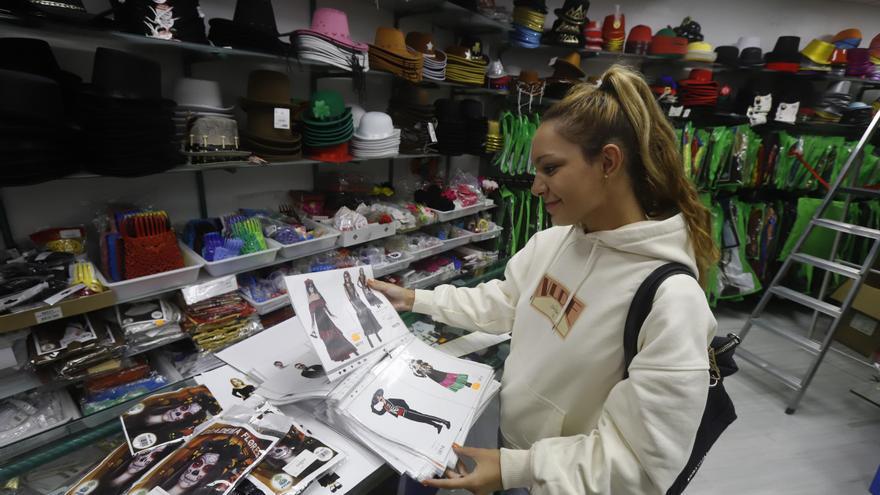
[409,359,479,392]
[370,65,718,495]
[229,378,255,400]
[305,279,358,362]
[343,271,382,347]
[358,267,384,307]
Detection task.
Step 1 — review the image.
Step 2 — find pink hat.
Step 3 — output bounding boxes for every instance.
[293,8,368,52]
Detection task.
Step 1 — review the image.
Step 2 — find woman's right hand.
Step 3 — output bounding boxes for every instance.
[368,279,415,312]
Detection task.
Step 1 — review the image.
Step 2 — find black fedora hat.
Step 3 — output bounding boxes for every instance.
[0,69,64,126]
[765,36,801,63]
[86,47,163,101]
[208,0,290,55]
[739,47,764,67]
[714,45,739,67]
[109,0,208,44]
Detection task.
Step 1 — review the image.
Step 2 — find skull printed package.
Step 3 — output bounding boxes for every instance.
[127,419,279,495]
[65,443,172,495]
[121,385,222,455]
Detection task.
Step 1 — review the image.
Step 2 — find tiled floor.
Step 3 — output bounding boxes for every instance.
[436,301,880,495]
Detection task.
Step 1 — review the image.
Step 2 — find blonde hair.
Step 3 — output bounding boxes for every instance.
[543,64,718,288]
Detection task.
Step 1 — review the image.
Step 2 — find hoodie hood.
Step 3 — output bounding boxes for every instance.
[577,213,698,276]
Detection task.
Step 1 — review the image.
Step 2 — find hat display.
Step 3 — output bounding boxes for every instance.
[387,83,437,154]
[544,0,589,46]
[673,17,704,42]
[435,98,487,156]
[0,37,82,116]
[832,28,862,50]
[602,11,625,51]
[486,60,510,90]
[238,70,301,161]
[739,47,764,67]
[737,36,761,51]
[845,48,874,78]
[801,38,835,66]
[685,41,717,62]
[625,25,652,55]
[714,46,739,66]
[78,48,182,176]
[764,36,800,73]
[110,0,207,44]
[583,20,603,52]
[174,78,232,113]
[172,78,242,162]
[812,80,852,123]
[678,69,718,107]
[649,28,687,58]
[352,111,400,158]
[293,8,369,72]
[208,0,290,54]
[303,89,354,162]
[445,46,489,86]
[546,52,584,99]
[369,27,423,83]
[406,32,446,81]
[510,3,546,48]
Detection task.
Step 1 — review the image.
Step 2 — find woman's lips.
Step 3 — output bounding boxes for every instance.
[545,199,561,212]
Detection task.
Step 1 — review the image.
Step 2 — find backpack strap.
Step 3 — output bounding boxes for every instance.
[623,262,696,380]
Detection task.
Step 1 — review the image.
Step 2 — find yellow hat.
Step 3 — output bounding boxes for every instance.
[801,38,835,65]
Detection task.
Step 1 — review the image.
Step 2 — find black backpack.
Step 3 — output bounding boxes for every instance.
[624,262,740,495]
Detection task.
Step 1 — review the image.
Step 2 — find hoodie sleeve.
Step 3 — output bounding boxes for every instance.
[500,275,717,494]
[411,233,538,335]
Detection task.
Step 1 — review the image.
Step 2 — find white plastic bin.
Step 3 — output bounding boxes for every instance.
[427,200,495,222]
[334,221,398,247]
[240,291,291,316]
[182,240,280,277]
[95,242,204,303]
[275,219,341,260]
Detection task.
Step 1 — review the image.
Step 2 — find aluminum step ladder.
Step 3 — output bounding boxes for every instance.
[737,110,880,414]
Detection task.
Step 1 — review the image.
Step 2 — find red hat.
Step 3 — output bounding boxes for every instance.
[627,25,652,43]
[602,13,626,40]
[307,142,353,163]
[649,33,688,56]
[765,62,800,73]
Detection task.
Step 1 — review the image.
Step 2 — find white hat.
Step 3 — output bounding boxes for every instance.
[354,112,396,141]
[736,36,761,51]
[173,78,232,112]
[350,104,366,131]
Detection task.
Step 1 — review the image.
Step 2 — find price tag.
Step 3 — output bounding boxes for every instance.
[753,94,773,113]
[284,449,318,477]
[682,108,691,118]
[273,108,291,130]
[548,57,557,67]
[668,106,684,117]
[427,122,438,143]
[749,112,768,127]
[181,275,238,306]
[775,101,799,124]
[34,307,63,324]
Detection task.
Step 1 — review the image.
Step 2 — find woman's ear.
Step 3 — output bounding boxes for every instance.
[600,143,624,178]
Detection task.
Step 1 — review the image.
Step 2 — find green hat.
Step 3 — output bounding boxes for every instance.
[656,27,677,37]
[303,90,348,124]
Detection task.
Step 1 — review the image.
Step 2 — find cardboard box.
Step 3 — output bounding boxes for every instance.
[0,290,117,334]
[830,280,880,357]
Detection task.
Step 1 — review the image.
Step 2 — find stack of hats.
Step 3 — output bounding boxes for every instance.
[515,70,546,100]
[302,90,354,163]
[829,48,848,77]
[292,8,369,72]
[813,81,852,123]
[800,38,834,71]
[110,0,207,43]
[544,0,589,47]
[846,48,874,78]
[602,11,625,51]
[685,41,717,62]
[351,112,400,159]
[486,120,503,153]
[0,38,81,185]
[678,69,718,107]
[435,98,466,156]
[545,52,585,99]
[715,46,739,67]
[737,37,764,67]
[649,28,687,58]
[870,34,880,64]
[833,28,862,50]
[510,0,546,48]
[406,32,446,81]
[445,46,489,85]
[79,48,181,176]
[841,102,873,126]
[208,0,290,55]
[765,36,801,73]
[486,60,510,90]
[369,27,423,83]
[673,17,704,43]
[388,84,436,154]
[172,78,245,163]
[625,25,652,55]
[461,100,488,155]
[238,70,302,161]
[583,20,603,52]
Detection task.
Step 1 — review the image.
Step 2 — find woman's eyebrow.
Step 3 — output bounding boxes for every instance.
[534,153,557,165]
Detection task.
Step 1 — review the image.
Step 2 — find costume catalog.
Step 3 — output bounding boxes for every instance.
[370,389,451,434]
[307,284,358,362]
[410,359,476,392]
[412,214,717,495]
[358,269,384,307]
[343,275,382,346]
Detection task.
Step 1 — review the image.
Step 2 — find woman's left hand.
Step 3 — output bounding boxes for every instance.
[423,444,503,495]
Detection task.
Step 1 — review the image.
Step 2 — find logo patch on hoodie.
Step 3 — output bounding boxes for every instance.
[530,274,586,338]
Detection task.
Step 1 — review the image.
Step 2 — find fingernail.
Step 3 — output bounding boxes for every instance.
[452,442,461,448]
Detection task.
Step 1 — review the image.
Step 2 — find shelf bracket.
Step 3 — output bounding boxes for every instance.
[195,171,208,218]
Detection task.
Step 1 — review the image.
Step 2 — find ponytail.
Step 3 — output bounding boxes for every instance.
[543,65,718,288]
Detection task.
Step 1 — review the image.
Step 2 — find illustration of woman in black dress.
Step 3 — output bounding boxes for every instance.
[230,378,255,400]
[370,388,450,434]
[357,267,383,307]
[409,359,480,392]
[295,362,324,378]
[305,279,358,362]
[343,271,382,348]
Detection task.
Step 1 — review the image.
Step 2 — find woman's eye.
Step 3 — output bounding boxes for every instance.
[543,166,558,175]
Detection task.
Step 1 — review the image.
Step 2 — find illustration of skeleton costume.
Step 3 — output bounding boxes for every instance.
[123,389,221,448]
[257,427,328,481]
[305,279,358,362]
[295,362,324,378]
[317,472,343,493]
[409,359,478,392]
[230,378,256,400]
[154,442,246,495]
[144,0,179,40]
[68,444,171,495]
[357,268,383,307]
[343,271,381,348]
[370,389,451,434]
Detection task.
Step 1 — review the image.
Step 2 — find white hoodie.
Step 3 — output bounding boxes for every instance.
[413,213,717,494]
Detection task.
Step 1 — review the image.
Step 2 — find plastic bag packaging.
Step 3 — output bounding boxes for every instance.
[0,389,72,447]
[238,268,290,303]
[182,291,263,352]
[332,206,368,231]
[449,170,485,207]
[29,226,87,256]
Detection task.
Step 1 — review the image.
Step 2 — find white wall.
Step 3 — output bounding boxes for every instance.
[3,0,880,249]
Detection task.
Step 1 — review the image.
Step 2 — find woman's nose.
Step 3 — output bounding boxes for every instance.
[531,176,546,196]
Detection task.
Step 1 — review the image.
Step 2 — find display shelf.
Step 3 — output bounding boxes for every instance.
[386,0,510,34]
[0,290,116,335]
[407,269,461,289]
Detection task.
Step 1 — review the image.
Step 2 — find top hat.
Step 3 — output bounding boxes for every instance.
[714,46,739,66]
[554,0,589,24]
[552,52,585,79]
[739,47,764,67]
[292,7,367,52]
[765,36,800,63]
[173,78,232,112]
[88,47,162,101]
[0,69,64,125]
[801,39,835,65]
[737,36,761,51]
[239,70,294,109]
[208,0,290,55]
